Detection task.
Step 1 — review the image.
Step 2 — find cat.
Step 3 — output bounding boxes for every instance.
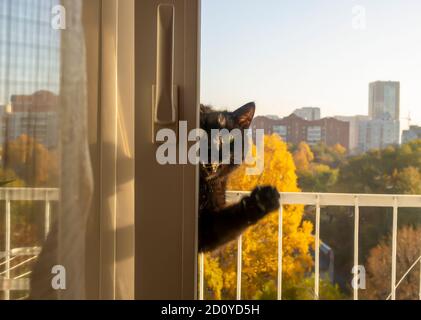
[199,102,280,252]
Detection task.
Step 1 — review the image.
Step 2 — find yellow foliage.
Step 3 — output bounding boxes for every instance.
[332,143,346,156]
[293,142,314,173]
[203,135,314,299]
[5,134,58,186]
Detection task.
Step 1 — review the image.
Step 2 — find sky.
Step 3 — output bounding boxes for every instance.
[0,0,61,105]
[200,0,421,128]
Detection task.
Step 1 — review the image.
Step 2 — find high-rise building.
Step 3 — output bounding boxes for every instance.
[293,107,321,121]
[369,81,400,121]
[360,81,401,151]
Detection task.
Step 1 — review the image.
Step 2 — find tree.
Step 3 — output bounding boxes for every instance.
[311,142,347,169]
[0,168,40,252]
[293,142,314,173]
[363,226,421,300]
[292,142,338,192]
[4,134,59,187]
[299,164,338,192]
[202,135,341,299]
[319,140,421,295]
[253,276,344,300]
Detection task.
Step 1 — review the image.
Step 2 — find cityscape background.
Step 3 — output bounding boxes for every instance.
[201,0,421,138]
[0,0,60,152]
[252,80,419,154]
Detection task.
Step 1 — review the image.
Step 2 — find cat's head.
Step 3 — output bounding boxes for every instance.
[200,102,256,180]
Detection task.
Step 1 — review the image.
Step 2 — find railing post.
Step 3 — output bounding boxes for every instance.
[314,195,320,300]
[419,257,421,300]
[277,203,283,300]
[44,191,51,239]
[236,235,242,300]
[391,197,398,300]
[353,196,360,300]
[5,191,11,300]
[199,253,204,300]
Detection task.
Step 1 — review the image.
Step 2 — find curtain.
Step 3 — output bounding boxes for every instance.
[29,0,93,299]
[0,0,93,300]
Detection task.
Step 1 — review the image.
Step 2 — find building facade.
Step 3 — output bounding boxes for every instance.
[402,125,421,144]
[334,115,370,154]
[343,81,402,153]
[5,91,59,148]
[293,107,321,121]
[252,113,349,149]
[369,81,400,121]
[357,119,400,153]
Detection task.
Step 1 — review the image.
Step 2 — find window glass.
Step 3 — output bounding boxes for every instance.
[200,0,421,301]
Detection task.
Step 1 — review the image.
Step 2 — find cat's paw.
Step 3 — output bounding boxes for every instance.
[249,186,280,215]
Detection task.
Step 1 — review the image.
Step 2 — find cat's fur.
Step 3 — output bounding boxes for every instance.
[199,102,280,252]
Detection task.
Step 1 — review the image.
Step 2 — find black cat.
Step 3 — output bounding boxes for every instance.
[199,102,280,252]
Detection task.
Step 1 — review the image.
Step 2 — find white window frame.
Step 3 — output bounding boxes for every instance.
[86,0,200,300]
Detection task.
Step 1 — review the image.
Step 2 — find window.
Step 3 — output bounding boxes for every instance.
[273,125,287,139]
[307,126,322,145]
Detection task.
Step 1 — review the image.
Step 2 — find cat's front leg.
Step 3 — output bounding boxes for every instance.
[241,186,281,225]
[199,186,280,252]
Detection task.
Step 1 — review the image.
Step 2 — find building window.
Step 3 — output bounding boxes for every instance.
[273,125,287,139]
[307,126,322,145]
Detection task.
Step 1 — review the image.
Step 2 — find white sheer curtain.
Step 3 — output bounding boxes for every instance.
[29,0,93,299]
[0,0,94,300]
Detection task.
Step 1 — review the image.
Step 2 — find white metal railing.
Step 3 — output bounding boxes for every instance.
[198,191,421,300]
[0,188,59,300]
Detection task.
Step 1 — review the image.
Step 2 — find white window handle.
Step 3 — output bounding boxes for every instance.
[154,4,177,126]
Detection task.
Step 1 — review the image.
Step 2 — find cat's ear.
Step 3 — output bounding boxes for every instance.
[233,102,255,129]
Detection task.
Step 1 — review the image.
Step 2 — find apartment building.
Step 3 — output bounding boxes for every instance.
[252,113,349,149]
[5,91,59,148]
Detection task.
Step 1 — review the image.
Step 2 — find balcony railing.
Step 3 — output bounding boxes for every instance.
[2,188,421,300]
[198,191,421,300]
[0,188,59,300]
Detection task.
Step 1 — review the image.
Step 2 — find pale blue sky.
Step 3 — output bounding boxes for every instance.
[200,0,421,128]
[0,0,61,105]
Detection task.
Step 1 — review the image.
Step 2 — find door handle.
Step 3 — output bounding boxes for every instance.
[153,4,178,142]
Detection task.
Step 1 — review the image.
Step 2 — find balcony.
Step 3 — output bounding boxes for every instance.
[0,188,59,300]
[199,191,421,300]
[1,188,421,300]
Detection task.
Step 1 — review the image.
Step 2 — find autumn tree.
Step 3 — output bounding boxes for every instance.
[202,135,342,300]
[4,134,58,187]
[311,142,347,169]
[291,142,338,192]
[319,140,421,296]
[363,226,421,300]
[293,142,314,173]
